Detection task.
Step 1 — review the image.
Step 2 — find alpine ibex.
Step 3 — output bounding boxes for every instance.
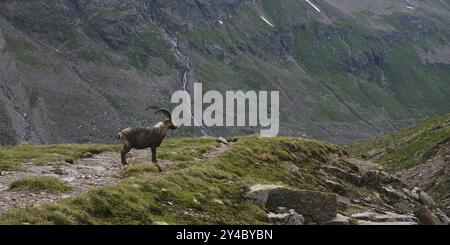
[117,106,177,171]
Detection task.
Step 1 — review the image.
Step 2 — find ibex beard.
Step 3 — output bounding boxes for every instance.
[117,107,177,171]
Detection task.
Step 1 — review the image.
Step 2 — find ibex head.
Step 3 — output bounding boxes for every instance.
[146,106,177,130]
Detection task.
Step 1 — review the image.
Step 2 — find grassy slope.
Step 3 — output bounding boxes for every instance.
[0,136,346,225]
[347,113,450,171]
[347,114,450,209]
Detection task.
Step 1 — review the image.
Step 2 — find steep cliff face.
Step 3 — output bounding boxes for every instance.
[0,0,450,144]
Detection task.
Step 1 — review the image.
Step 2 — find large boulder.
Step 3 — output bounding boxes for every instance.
[246,184,337,223]
[245,184,284,207]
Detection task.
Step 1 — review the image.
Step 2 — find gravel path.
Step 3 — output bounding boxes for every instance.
[0,142,230,213]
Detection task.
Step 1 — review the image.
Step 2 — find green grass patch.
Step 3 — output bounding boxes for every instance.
[123,164,161,177]
[347,114,450,170]
[157,137,216,162]
[124,22,177,72]
[9,176,71,194]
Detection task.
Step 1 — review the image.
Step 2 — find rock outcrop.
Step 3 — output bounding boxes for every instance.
[245,142,449,225]
[267,208,305,225]
[246,185,337,224]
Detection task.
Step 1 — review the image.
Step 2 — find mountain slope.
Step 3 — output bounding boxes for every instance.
[349,113,450,215]
[1,0,450,144]
[0,136,443,225]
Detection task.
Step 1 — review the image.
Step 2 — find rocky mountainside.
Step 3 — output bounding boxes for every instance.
[1,0,450,144]
[349,113,450,217]
[0,136,447,225]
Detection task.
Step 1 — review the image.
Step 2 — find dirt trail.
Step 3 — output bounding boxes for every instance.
[0,142,230,214]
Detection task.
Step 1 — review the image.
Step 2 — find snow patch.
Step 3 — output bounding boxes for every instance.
[305,0,321,13]
[260,16,274,28]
